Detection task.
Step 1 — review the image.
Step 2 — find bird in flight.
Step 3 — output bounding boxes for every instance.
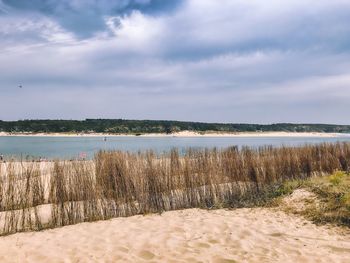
[18,85,22,88]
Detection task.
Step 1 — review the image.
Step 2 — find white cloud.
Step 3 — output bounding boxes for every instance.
[0,0,349,123]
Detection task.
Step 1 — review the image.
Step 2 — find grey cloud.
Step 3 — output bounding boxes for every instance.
[1,0,183,37]
[0,0,349,124]
[156,1,350,60]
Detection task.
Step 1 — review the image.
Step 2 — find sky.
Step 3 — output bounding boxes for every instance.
[0,0,349,124]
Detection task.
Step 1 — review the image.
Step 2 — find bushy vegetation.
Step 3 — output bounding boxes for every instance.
[0,142,349,235]
[329,171,346,186]
[0,119,350,134]
[272,170,350,226]
[305,171,350,226]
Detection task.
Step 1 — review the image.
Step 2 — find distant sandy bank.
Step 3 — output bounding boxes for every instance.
[0,131,349,138]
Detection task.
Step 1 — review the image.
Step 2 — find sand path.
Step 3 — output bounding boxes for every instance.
[0,208,349,263]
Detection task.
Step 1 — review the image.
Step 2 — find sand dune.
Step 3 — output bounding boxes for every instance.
[0,208,348,263]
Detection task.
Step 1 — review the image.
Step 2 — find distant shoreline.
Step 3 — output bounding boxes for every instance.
[1,131,350,138]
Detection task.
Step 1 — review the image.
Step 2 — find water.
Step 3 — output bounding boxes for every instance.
[0,135,350,159]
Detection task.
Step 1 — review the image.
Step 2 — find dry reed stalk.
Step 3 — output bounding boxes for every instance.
[0,142,349,235]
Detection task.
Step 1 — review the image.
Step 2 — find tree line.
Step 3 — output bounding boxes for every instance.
[0,119,349,134]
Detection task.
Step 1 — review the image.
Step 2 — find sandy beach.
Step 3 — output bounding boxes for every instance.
[0,147,349,262]
[0,207,348,263]
[0,131,349,138]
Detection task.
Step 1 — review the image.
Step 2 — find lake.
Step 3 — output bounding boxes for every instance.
[1,135,350,160]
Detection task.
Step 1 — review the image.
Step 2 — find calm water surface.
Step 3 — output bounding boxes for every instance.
[1,136,350,159]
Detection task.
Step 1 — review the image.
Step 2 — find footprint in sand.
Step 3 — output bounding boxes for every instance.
[172,226,185,233]
[213,258,237,263]
[208,238,220,244]
[326,245,350,253]
[197,242,211,248]
[270,232,284,237]
[238,230,251,239]
[138,250,155,260]
[117,246,129,253]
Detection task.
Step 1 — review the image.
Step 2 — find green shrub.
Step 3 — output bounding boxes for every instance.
[273,180,302,197]
[340,193,350,211]
[329,171,346,186]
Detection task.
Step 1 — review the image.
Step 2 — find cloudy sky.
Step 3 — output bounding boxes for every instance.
[0,0,349,124]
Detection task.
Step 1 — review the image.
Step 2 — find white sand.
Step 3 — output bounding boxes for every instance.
[0,208,348,263]
[0,131,349,137]
[154,131,350,138]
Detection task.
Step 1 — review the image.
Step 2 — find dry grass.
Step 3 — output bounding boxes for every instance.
[0,142,349,235]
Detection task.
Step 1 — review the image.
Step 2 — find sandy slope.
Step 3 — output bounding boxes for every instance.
[0,208,348,263]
